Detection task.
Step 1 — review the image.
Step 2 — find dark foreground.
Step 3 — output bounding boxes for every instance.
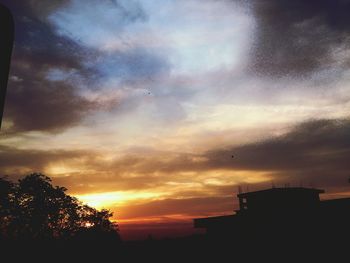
[2,177,349,262]
[2,233,349,262]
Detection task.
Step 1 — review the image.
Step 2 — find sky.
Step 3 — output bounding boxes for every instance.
[1,0,350,240]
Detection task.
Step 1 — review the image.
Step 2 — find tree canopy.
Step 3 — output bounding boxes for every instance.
[0,173,119,241]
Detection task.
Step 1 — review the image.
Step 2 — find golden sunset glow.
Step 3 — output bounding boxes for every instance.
[75,191,166,209]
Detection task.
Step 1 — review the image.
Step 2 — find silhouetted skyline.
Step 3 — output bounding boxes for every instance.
[2,175,349,262]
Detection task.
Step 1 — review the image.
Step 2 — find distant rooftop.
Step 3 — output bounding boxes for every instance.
[237,187,325,198]
[237,187,325,212]
[194,186,350,239]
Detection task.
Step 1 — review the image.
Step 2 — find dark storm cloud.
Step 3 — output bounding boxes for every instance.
[249,0,350,77]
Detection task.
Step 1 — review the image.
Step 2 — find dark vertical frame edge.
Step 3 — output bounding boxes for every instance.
[0,4,14,130]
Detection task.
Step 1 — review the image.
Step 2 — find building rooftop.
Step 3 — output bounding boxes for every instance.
[237,187,325,198]
[194,187,327,229]
[237,187,325,212]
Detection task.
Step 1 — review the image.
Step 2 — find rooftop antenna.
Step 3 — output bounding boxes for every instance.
[237,185,242,194]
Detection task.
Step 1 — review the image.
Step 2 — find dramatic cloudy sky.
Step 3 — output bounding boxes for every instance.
[1,0,350,239]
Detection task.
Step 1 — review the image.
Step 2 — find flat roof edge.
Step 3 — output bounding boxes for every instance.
[237,187,325,198]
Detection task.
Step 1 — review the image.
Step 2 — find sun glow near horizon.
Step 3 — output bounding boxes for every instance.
[70,169,274,223]
[74,190,167,209]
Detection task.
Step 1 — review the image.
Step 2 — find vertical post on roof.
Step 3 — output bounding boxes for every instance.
[0,4,14,130]
[271,181,276,188]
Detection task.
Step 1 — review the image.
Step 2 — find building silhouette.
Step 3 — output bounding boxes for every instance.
[194,187,350,245]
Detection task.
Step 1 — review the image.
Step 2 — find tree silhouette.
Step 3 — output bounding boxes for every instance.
[0,173,119,241]
[0,176,14,238]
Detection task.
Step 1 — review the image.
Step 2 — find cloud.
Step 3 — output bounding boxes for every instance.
[48,0,171,86]
[1,0,101,133]
[0,145,91,175]
[41,0,179,123]
[4,48,96,133]
[1,116,349,217]
[117,196,235,220]
[1,117,349,192]
[2,0,84,69]
[48,0,147,50]
[248,0,350,77]
[61,118,350,193]
[94,48,170,85]
[204,118,350,187]
[105,118,350,189]
[4,74,95,133]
